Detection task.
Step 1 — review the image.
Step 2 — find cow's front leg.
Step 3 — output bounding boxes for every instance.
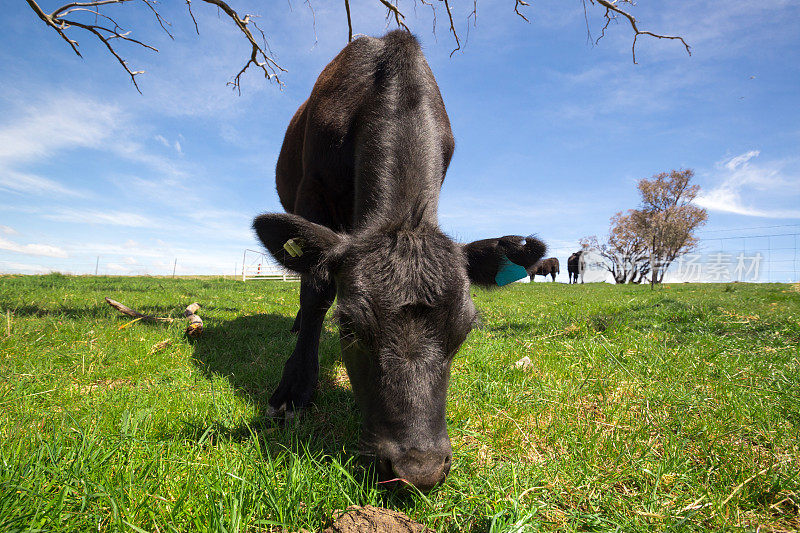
[289,309,301,333]
[268,275,335,416]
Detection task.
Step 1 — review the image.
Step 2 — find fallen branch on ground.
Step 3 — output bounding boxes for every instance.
[105,297,174,322]
[104,297,203,336]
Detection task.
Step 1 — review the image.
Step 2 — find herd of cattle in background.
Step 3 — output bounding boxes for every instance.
[530,250,587,283]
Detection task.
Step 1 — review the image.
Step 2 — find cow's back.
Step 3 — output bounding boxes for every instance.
[276,31,454,233]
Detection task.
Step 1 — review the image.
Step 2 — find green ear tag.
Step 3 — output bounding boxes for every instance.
[495,256,528,286]
[283,238,304,257]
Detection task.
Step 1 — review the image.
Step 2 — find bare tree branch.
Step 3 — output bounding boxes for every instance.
[581,0,592,44]
[514,0,530,23]
[26,0,84,56]
[441,0,460,56]
[200,0,285,93]
[375,0,409,32]
[305,0,318,47]
[344,0,353,42]
[591,0,691,63]
[185,0,199,34]
[28,0,690,93]
[26,0,285,93]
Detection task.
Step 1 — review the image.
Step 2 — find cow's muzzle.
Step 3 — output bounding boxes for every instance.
[375,440,452,492]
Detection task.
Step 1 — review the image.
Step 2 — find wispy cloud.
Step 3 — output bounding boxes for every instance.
[0,94,120,166]
[0,169,86,197]
[44,208,161,228]
[0,93,120,198]
[0,236,68,258]
[0,225,18,235]
[655,0,800,57]
[0,261,50,274]
[155,134,183,154]
[696,151,800,218]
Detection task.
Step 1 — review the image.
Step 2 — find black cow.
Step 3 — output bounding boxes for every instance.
[253,31,545,491]
[530,257,559,282]
[567,250,586,284]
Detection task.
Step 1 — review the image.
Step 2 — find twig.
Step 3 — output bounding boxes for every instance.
[720,459,790,507]
[344,0,353,42]
[592,0,691,63]
[442,0,460,56]
[26,0,285,93]
[105,297,173,322]
[0,389,57,406]
[375,0,409,32]
[105,297,203,336]
[514,0,530,23]
[200,0,286,93]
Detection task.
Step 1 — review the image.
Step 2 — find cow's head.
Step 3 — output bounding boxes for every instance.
[254,213,545,490]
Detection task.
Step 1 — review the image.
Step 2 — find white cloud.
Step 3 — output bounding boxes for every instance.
[655,0,800,58]
[0,225,17,235]
[724,150,760,171]
[0,261,51,274]
[44,208,161,228]
[0,93,121,199]
[696,151,800,219]
[0,95,121,167]
[154,134,183,155]
[0,236,68,258]
[0,169,86,197]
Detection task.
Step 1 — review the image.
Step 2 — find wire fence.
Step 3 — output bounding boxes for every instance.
[0,257,242,278]
[2,227,799,283]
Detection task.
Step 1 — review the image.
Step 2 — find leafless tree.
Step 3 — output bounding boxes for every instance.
[582,211,650,284]
[25,0,691,93]
[630,169,708,286]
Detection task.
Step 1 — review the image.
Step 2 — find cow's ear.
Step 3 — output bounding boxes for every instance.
[253,213,344,275]
[463,235,546,287]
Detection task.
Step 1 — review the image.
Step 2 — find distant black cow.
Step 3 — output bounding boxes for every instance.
[530,257,559,282]
[567,250,586,284]
[252,31,546,491]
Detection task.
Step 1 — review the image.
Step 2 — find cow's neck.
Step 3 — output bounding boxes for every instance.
[352,134,444,231]
[353,175,441,231]
[349,64,447,232]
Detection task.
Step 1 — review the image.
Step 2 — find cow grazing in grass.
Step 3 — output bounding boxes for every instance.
[253,31,545,491]
[530,257,559,282]
[567,250,586,284]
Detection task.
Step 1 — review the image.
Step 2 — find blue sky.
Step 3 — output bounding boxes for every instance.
[1,0,799,281]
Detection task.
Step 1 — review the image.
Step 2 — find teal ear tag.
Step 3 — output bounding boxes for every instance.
[495,256,528,286]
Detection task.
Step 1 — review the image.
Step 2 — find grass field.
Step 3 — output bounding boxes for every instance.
[1,275,798,532]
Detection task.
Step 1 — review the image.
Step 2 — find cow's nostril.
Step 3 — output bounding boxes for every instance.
[443,454,452,468]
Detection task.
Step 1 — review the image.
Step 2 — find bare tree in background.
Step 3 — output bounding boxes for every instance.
[25,0,691,93]
[582,211,650,284]
[630,169,708,286]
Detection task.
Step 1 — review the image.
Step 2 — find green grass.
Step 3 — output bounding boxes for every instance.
[1,274,798,532]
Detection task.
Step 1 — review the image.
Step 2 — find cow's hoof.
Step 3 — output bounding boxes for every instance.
[267,402,301,421]
[267,403,286,418]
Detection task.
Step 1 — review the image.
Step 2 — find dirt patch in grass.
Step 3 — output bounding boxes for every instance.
[75,378,132,394]
[317,505,430,533]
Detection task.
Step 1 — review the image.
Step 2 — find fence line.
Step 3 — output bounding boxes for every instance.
[2,232,798,283]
